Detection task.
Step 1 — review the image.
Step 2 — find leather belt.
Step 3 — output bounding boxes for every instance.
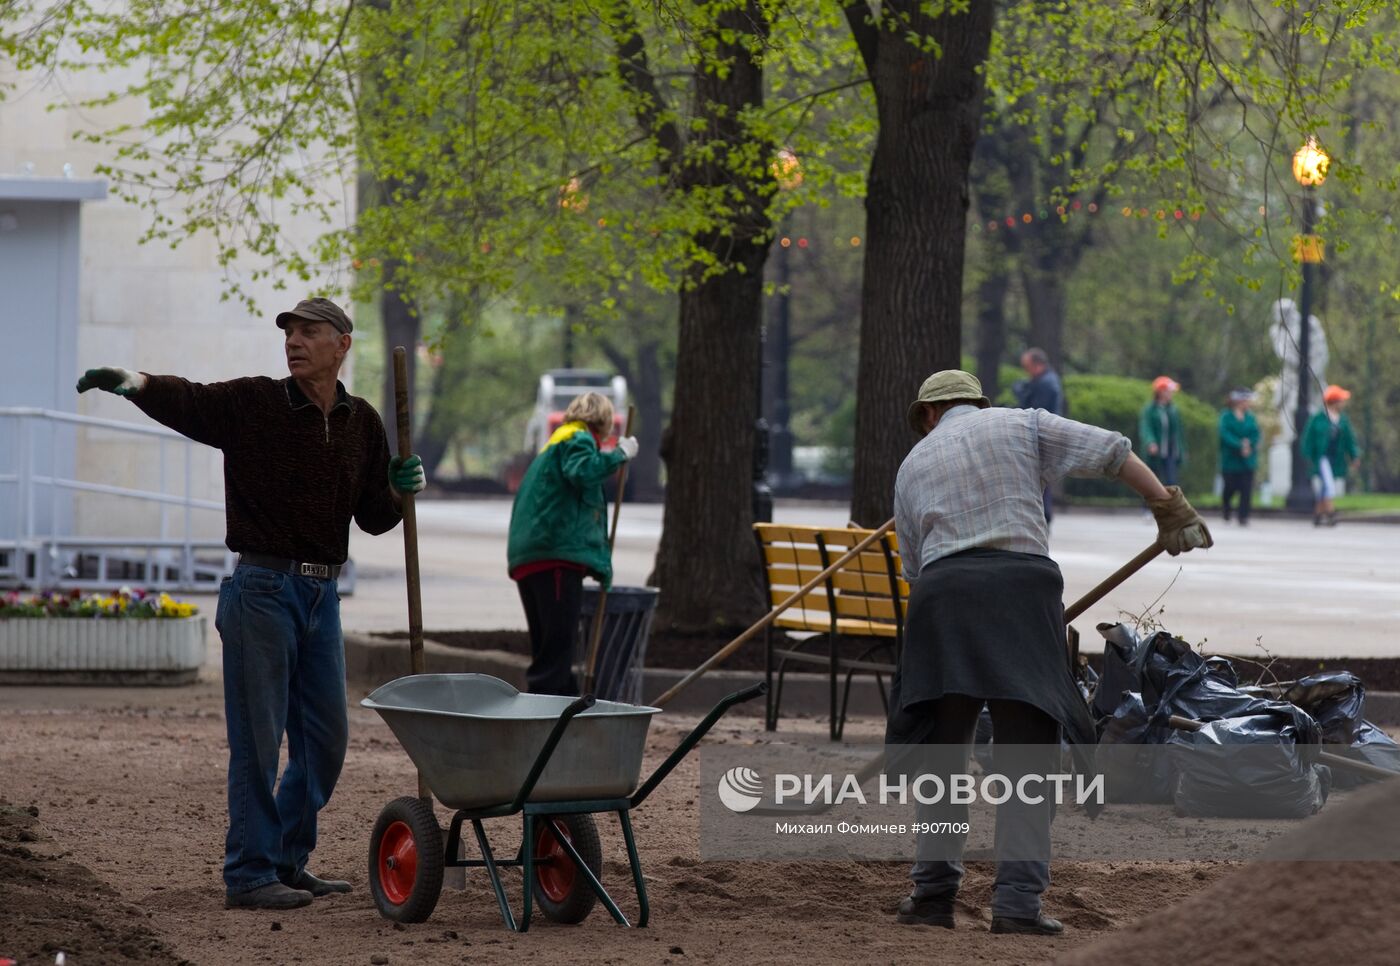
[238,552,342,581]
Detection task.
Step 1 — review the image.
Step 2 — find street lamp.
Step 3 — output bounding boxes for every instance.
[1284,136,1330,513]
[763,149,803,504]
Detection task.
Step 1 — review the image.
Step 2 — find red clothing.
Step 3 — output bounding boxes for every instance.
[509,559,585,582]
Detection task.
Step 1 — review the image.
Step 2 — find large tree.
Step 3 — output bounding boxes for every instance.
[842,0,997,525]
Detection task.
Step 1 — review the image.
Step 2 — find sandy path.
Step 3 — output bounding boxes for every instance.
[0,682,1230,965]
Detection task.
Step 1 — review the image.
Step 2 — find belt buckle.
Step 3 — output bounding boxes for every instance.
[299,562,331,579]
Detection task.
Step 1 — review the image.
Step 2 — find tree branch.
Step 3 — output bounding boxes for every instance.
[841,1,878,78]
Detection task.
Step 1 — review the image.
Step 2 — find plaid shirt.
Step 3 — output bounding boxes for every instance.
[894,405,1130,579]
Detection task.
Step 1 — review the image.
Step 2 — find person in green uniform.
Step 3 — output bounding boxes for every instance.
[507,391,637,694]
[1302,384,1360,527]
[1218,388,1261,525]
[1139,375,1187,486]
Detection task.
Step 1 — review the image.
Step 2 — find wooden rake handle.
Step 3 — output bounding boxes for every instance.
[393,346,430,802]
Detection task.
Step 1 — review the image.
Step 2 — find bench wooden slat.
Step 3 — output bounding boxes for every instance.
[761,545,826,567]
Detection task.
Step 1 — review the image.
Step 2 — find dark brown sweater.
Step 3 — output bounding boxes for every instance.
[133,374,401,563]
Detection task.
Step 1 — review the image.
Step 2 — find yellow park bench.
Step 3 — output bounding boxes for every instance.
[752,523,909,740]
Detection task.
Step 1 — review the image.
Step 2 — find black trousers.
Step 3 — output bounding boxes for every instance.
[1222,470,1254,523]
[906,695,1061,917]
[516,567,583,695]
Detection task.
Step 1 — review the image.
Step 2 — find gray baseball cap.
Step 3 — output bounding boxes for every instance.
[276,297,353,334]
[907,370,991,434]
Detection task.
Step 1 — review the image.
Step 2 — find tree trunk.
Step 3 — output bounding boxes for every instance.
[848,2,996,526]
[975,268,1010,398]
[416,301,471,479]
[1020,250,1067,373]
[648,0,770,631]
[379,262,419,453]
[970,117,1014,398]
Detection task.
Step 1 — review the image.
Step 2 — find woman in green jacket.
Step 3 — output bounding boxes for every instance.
[1218,389,1261,525]
[1301,384,1360,527]
[507,392,637,694]
[1139,376,1186,486]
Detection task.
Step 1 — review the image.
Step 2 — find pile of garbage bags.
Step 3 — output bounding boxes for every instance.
[1090,623,1400,817]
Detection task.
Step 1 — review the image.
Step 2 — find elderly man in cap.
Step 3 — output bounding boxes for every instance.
[888,370,1211,936]
[77,298,426,910]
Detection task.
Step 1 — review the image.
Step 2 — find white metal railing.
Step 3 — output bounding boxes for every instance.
[0,407,234,591]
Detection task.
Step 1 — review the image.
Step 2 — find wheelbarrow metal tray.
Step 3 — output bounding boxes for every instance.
[362,673,660,810]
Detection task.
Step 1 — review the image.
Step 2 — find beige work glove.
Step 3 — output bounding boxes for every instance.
[1148,486,1214,555]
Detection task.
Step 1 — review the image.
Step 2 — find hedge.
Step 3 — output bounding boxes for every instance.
[1057,374,1218,499]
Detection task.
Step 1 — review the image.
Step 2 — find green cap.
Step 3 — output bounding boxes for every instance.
[276,297,353,334]
[906,370,991,435]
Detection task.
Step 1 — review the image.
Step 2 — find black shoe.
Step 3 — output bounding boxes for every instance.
[990,913,1063,936]
[286,870,353,897]
[225,882,314,910]
[1222,508,1231,522]
[896,894,955,928]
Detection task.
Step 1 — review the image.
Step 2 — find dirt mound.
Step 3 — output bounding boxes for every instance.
[1057,780,1400,966]
[0,802,184,965]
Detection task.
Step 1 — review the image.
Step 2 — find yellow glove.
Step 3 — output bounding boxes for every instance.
[1148,487,1213,556]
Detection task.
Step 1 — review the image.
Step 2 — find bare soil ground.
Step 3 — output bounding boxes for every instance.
[0,681,1237,966]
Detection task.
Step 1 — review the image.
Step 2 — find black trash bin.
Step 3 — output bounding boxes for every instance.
[576,585,660,705]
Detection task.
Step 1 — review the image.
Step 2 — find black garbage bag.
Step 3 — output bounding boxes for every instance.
[1283,671,1400,788]
[1138,632,1276,724]
[1284,672,1366,744]
[1092,623,1146,721]
[1333,722,1400,787]
[1168,706,1330,818]
[1097,691,1176,803]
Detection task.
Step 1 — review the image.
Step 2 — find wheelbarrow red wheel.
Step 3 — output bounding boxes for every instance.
[531,813,602,924]
[369,796,444,923]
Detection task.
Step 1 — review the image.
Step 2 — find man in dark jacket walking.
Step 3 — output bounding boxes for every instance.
[77,297,425,911]
[1013,348,1065,523]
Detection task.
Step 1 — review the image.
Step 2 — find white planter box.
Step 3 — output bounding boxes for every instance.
[0,616,206,684]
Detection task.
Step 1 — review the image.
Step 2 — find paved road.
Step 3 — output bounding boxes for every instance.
[327,498,1400,659]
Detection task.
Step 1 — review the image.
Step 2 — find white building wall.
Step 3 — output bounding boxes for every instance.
[0,61,357,543]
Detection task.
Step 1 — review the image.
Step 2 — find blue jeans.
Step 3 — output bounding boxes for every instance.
[216,564,347,894]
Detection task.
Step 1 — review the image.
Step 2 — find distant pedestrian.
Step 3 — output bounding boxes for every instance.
[1302,384,1360,527]
[507,391,638,695]
[1013,348,1065,523]
[1139,376,1186,487]
[1218,389,1260,526]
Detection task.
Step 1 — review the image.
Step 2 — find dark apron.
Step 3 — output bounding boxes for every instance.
[884,548,1097,749]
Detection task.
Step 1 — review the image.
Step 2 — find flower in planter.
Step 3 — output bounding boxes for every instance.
[0,588,199,619]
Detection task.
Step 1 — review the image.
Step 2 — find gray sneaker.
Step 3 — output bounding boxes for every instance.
[225,882,314,910]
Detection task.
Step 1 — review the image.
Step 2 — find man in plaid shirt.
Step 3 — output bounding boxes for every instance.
[889,370,1211,936]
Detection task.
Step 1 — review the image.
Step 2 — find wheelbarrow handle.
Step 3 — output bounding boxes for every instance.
[509,694,597,813]
[630,682,768,808]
